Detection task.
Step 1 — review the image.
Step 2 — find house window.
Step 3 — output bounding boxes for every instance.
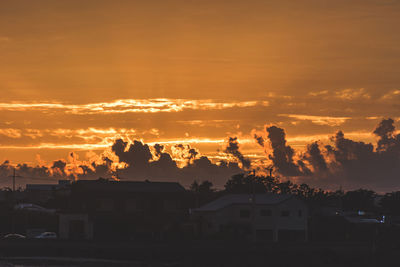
[281,210,290,217]
[298,210,302,217]
[97,198,114,211]
[260,209,272,216]
[240,209,251,218]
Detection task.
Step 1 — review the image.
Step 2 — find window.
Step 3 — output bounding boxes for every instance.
[97,198,114,211]
[240,209,251,218]
[298,209,302,217]
[281,210,290,217]
[260,209,272,216]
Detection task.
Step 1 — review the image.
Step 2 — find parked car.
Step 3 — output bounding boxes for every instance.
[3,233,26,239]
[34,232,57,239]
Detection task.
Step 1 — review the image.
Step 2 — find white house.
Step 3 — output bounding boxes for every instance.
[192,194,308,242]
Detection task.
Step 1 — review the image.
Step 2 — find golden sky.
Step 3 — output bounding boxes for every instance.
[1,0,400,190]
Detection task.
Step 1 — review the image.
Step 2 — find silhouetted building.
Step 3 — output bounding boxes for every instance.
[59,179,188,240]
[192,194,308,242]
[25,180,70,203]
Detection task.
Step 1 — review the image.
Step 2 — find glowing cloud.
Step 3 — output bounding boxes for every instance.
[279,114,350,126]
[0,99,269,115]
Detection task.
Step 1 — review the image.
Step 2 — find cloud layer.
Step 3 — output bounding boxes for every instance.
[0,99,268,114]
[1,118,400,192]
[0,138,244,189]
[255,118,400,192]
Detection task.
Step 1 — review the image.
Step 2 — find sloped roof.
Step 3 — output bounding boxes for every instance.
[26,184,58,191]
[344,216,380,224]
[195,193,294,212]
[73,180,185,193]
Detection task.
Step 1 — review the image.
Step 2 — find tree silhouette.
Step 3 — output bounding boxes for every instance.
[342,189,376,211]
[380,191,400,215]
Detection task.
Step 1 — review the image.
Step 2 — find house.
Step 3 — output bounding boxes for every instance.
[25,180,70,203]
[192,193,308,242]
[59,179,188,240]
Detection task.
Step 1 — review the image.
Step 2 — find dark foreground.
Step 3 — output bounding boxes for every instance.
[0,240,398,267]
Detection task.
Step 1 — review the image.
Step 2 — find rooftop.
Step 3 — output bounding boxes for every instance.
[195,193,294,212]
[73,179,186,193]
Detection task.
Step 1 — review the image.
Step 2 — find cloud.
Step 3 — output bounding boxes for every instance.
[334,88,371,100]
[257,118,400,191]
[108,138,244,187]
[303,141,328,173]
[253,133,265,148]
[0,99,269,115]
[381,90,400,100]
[0,137,248,188]
[308,90,329,97]
[0,129,22,138]
[265,126,304,177]
[223,137,251,169]
[279,114,350,126]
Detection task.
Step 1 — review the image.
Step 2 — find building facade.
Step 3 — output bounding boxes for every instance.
[193,194,308,242]
[59,179,188,240]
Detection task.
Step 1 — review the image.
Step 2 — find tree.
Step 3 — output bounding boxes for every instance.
[342,189,376,211]
[224,173,267,194]
[380,191,400,215]
[189,180,214,194]
[189,180,216,207]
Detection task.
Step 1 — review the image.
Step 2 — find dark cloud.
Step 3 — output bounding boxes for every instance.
[173,144,199,164]
[52,160,67,175]
[153,144,164,157]
[112,139,153,168]
[110,139,243,187]
[304,141,328,173]
[374,118,399,152]
[3,118,399,191]
[0,137,246,188]
[262,118,400,191]
[224,137,251,169]
[265,126,303,176]
[253,133,265,147]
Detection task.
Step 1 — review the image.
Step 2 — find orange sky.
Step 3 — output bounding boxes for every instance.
[1,0,400,189]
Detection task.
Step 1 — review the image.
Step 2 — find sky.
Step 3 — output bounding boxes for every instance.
[1,0,400,191]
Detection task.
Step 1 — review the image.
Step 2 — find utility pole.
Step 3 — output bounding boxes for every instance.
[11,168,16,233]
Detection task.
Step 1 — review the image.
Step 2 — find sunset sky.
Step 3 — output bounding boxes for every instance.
[1,0,400,191]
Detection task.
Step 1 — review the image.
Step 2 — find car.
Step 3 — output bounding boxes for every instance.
[3,233,26,239]
[34,232,57,239]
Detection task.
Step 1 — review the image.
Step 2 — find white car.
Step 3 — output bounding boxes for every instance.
[35,232,57,239]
